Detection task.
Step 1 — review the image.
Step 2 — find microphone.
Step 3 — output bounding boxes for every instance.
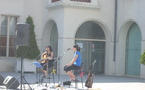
[67,48,71,51]
[92,60,96,65]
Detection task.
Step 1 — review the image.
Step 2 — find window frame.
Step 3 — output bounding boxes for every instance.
[0,15,18,57]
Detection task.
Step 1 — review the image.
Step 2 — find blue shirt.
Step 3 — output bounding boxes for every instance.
[74,51,82,66]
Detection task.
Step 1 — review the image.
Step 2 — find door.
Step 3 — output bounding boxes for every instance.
[91,41,105,74]
[125,23,141,76]
[75,21,106,74]
[76,40,105,74]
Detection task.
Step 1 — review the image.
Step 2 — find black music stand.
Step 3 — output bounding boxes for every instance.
[33,62,43,85]
[34,51,44,84]
[33,62,43,68]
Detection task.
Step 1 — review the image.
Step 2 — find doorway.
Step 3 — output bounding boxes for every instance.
[75,21,106,74]
[75,40,105,74]
[125,23,141,76]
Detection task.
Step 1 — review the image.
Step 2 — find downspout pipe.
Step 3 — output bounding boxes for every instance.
[113,0,118,75]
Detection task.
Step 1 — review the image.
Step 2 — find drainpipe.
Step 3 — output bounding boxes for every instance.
[113,0,118,76]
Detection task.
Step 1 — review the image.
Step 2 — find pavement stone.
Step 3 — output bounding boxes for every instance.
[0,72,145,90]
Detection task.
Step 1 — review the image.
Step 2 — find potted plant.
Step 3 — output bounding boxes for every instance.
[16,16,40,73]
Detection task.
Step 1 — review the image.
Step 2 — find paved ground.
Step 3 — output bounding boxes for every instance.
[0,72,145,90]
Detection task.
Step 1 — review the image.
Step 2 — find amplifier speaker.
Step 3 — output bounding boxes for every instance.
[16,24,30,46]
[3,76,19,89]
[0,75,4,85]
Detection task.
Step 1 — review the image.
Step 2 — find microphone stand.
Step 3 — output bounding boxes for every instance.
[53,48,70,84]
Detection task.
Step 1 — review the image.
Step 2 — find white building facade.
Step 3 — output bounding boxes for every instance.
[0,0,145,78]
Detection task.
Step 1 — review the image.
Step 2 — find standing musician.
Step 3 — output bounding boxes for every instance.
[64,44,82,81]
[40,46,54,79]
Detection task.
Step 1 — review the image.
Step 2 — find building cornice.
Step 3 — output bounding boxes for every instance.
[46,1,99,10]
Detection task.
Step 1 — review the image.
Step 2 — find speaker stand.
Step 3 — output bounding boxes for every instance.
[19,57,32,90]
[7,57,32,90]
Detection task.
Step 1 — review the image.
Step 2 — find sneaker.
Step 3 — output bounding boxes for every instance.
[70,78,75,81]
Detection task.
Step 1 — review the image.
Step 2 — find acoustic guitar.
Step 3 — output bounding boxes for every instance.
[85,60,96,88]
[41,54,48,63]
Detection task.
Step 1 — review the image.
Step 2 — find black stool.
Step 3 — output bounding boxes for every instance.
[74,63,84,89]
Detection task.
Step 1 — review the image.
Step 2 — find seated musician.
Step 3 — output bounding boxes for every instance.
[40,46,54,79]
[64,44,82,81]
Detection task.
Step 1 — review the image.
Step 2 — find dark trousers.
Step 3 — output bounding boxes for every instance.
[64,64,80,72]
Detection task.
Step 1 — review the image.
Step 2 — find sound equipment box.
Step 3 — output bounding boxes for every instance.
[16,24,30,46]
[3,76,19,89]
[63,81,71,85]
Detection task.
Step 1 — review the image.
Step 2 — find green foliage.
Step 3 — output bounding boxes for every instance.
[16,16,40,59]
[140,50,145,65]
